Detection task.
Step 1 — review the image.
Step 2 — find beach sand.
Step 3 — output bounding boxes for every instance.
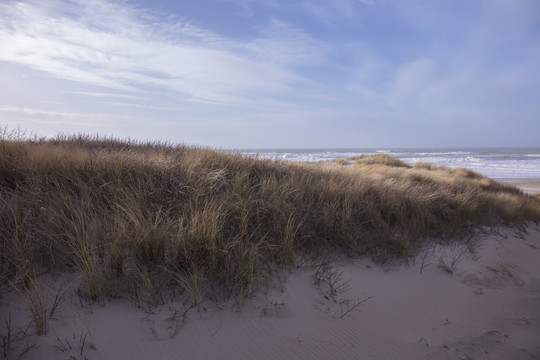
[2,224,539,359]
[503,179,540,195]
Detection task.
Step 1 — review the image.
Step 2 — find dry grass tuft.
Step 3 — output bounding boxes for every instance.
[334,158,346,165]
[351,153,412,168]
[1,134,539,307]
[414,162,451,173]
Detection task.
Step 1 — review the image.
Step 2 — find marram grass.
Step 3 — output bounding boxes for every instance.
[1,135,539,307]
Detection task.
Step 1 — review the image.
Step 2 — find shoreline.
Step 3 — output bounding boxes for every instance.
[501,179,540,195]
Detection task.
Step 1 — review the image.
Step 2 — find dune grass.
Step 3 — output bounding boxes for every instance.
[1,134,539,311]
[350,153,412,168]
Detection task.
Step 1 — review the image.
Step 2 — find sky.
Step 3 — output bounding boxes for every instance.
[1,0,539,149]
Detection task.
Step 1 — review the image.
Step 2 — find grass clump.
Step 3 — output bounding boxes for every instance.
[1,134,539,307]
[351,153,412,168]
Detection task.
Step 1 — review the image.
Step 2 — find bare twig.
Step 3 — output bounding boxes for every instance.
[16,340,39,359]
[312,259,351,302]
[53,328,72,352]
[2,313,13,358]
[167,302,198,338]
[339,296,373,318]
[79,331,88,356]
[49,283,67,318]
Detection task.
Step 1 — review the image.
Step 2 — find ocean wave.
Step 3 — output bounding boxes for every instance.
[239,149,540,179]
[412,151,471,156]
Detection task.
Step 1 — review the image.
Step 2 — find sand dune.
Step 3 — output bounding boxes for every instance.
[2,225,540,360]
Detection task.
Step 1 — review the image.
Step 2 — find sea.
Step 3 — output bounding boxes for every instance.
[239,148,540,181]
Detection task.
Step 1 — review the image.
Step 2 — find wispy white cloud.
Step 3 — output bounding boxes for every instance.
[1,0,538,148]
[0,0,317,106]
[100,102,183,111]
[248,19,327,66]
[301,0,376,25]
[0,105,136,120]
[0,104,146,139]
[64,91,143,100]
[386,58,435,108]
[343,0,540,117]
[219,0,281,17]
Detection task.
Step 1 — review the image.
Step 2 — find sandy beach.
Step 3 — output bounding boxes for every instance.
[2,224,539,360]
[503,180,540,195]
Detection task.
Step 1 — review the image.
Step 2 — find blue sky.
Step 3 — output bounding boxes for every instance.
[1,0,539,148]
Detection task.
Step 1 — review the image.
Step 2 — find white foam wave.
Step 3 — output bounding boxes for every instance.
[240,149,540,180]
